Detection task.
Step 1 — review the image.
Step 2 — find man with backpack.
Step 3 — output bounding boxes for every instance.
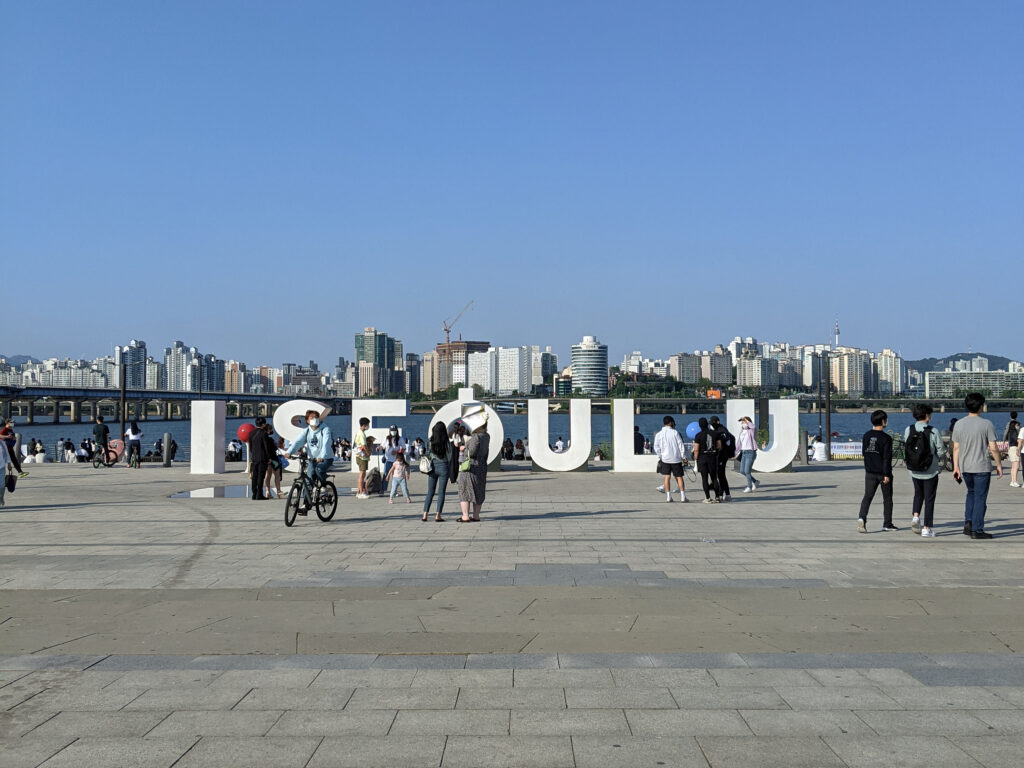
[858,410,895,533]
[904,403,947,538]
[709,416,735,502]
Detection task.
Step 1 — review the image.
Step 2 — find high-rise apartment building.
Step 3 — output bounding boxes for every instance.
[421,351,439,395]
[668,353,701,383]
[164,341,201,391]
[145,358,165,390]
[570,335,609,395]
[437,340,491,388]
[529,346,558,388]
[225,361,247,394]
[467,349,498,394]
[875,349,904,395]
[115,340,148,388]
[830,349,873,397]
[736,356,780,391]
[700,346,732,385]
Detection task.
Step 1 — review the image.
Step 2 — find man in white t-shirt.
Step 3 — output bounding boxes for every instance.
[554,437,564,453]
[653,416,688,502]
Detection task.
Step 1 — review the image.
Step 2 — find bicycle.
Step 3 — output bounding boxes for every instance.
[92,445,117,469]
[889,434,906,469]
[284,455,338,527]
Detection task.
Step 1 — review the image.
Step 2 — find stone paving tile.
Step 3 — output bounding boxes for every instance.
[122,687,251,711]
[709,668,822,687]
[465,653,558,669]
[345,686,459,710]
[145,710,284,738]
[0,738,75,768]
[513,669,614,688]
[173,736,322,768]
[389,709,510,736]
[565,686,678,709]
[411,669,512,687]
[233,686,354,710]
[571,736,710,768]
[774,686,902,710]
[371,654,468,669]
[971,709,1024,733]
[265,710,396,737]
[739,709,876,736]
[511,709,630,736]
[102,670,224,688]
[30,711,171,738]
[671,686,790,710]
[989,687,1024,707]
[884,686,1012,709]
[611,668,716,688]
[558,653,655,668]
[17,686,149,711]
[0,708,60,737]
[952,736,1024,768]
[307,735,446,767]
[208,669,320,689]
[625,709,753,737]
[442,736,574,768]
[823,734,982,767]
[457,687,566,710]
[0,654,108,671]
[311,669,417,688]
[856,709,998,736]
[34,737,198,768]
[696,736,848,767]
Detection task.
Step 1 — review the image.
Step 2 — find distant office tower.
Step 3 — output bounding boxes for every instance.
[554,372,574,396]
[530,346,558,387]
[668,353,701,384]
[421,351,439,395]
[115,339,148,388]
[404,353,421,394]
[571,335,609,395]
[700,346,733,385]
[357,361,377,397]
[467,349,498,394]
[736,356,780,392]
[875,349,904,395]
[437,340,491,389]
[225,361,247,394]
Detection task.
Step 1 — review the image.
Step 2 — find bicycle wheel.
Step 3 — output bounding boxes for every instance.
[103,449,117,467]
[316,481,338,522]
[284,482,302,527]
[684,464,697,482]
[92,453,102,469]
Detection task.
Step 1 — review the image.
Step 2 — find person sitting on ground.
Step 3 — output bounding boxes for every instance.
[513,439,525,460]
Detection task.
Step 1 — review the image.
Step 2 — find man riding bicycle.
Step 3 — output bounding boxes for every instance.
[288,410,333,508]
[92,416,110,460]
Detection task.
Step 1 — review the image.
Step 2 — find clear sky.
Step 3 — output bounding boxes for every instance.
[3,1,1022,368]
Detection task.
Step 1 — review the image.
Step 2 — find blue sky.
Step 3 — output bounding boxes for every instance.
[3,1,1022,368]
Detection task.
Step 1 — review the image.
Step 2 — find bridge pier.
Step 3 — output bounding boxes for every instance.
[165,402,174,420]
[0,400,10,421]
[52,401,60,424]
[25,401,34,425]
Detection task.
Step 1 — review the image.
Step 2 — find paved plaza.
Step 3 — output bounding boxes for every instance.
[2,461,1024,766]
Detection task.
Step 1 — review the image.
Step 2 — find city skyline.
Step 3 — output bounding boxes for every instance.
[3,3,1021,361]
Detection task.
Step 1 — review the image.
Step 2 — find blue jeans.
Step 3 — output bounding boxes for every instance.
[963,471,991,532]
[382,459,394,491]
[423,458,450,517]
[389,476,409,499]
[305,458,333,502]
[739,450,756,489]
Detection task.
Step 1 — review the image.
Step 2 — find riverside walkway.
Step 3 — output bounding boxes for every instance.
[2,462,1023,767]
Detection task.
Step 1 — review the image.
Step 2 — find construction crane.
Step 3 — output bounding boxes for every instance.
[443,300,473,348]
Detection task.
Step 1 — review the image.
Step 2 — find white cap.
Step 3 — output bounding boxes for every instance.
[460,402,489,433]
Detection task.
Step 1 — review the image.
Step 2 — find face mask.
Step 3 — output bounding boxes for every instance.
[309,418,320,428]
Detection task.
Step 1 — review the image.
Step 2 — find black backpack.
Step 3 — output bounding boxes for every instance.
[904,425,933,472]
[1007,421,1020,447]
[366,467,382,494]
[717,428,736,456]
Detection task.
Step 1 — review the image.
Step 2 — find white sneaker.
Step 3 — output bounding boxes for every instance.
[921,527,936,537]
[702,498,714,504]
[1011,482,1021,488]
[679,495,687,503]
[911,515,920,532]
[857,519,867,534]
[743,487,752,493]
[665,494,672,502]
[656,485,668,493]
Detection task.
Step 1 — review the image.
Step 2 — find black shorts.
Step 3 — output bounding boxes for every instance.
[658,461,685,477]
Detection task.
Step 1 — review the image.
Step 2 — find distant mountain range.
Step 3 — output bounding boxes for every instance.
[0,354,41,366]
[904,352,1014,373]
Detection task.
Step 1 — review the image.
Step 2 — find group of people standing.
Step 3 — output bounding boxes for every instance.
[859,392,1004,539]
[651,415,760,503]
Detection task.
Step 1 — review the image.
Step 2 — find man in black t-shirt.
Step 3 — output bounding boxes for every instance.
[92,416,110,458]
[859,410,895,533]
[709,416,735,501]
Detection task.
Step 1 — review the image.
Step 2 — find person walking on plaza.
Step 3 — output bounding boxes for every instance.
[904,403,946,538]
[457,405,490,522]
[247,416,276,501]
[354,417,371,499]
[634,426,645,455]
[653,416,688,502]
[858,410,895,533]
[1004,411,1021,487]
[422,422,451,522]
[692,417,722,503]
[734,416,759,492]
[124,421,143,468]
[709,416,735,501]
[0,419,27,478]
[0,438,12,507]
[952,392,1002,539]
[386,452,411,504]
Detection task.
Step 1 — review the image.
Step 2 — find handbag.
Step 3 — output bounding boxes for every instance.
[459,458,471,472]
[5,469,15,493]
[656,460,665,474]
[419,455,433,474]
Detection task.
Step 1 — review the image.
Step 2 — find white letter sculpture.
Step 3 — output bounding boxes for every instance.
[610,399,659,473]
[349,399,410,475]
[725,398,799,472]
[273,398,330,472]
[428,388,504,466]
[527,399,591,472]
[190,400,226,474]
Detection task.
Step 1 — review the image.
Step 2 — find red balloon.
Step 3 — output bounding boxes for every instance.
[237,423,256,442]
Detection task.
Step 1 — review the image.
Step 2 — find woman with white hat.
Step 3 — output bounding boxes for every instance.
[457,404,491,523]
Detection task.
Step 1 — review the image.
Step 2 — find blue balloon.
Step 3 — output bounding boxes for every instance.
[685,421,701,439]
